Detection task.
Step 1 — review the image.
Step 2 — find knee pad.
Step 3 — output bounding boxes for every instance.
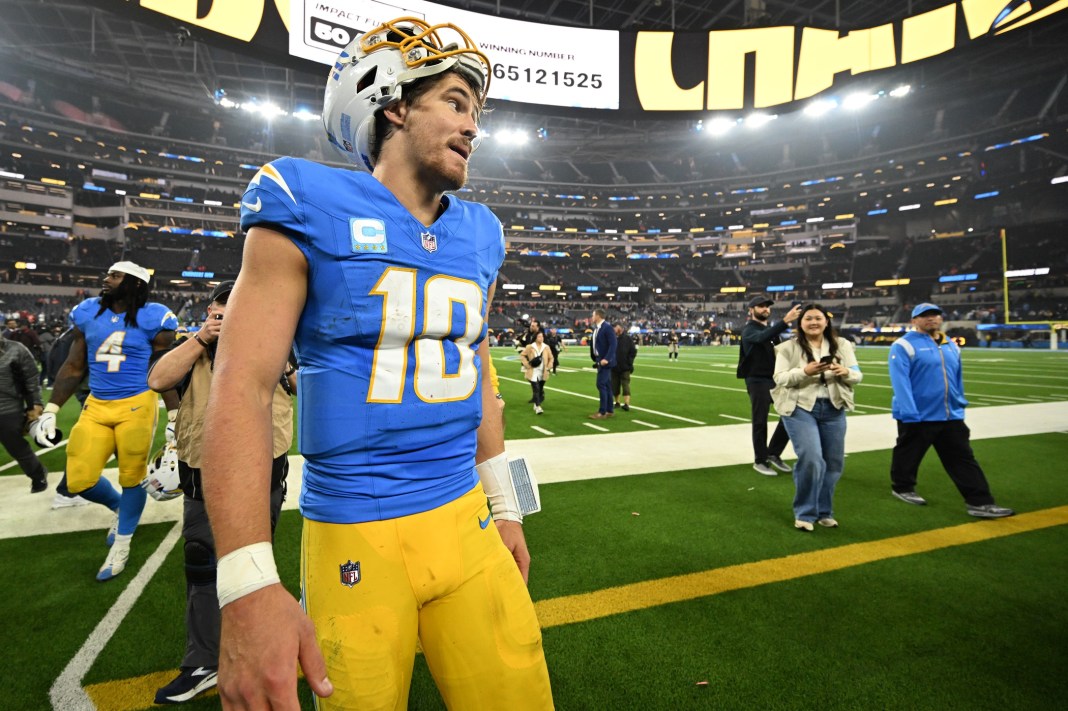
[184,540,217,587]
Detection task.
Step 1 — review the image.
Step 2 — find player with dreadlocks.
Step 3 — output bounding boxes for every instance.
[35,261,179,580]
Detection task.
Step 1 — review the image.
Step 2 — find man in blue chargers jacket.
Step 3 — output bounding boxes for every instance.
[887,303,1014,518]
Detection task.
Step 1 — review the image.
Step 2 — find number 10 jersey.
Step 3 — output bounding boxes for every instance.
[241,158,505,524]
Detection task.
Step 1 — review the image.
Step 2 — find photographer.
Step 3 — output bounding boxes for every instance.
[146,281,296,704]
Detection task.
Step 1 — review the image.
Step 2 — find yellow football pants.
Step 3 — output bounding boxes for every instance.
[65,390,159,492]
[302,485,554,710]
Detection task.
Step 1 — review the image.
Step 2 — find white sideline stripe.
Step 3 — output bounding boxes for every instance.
[49,520,183,711]
[719,414,748,422]
[633,420,660,429]
[583,423,609,432]
[497,375,706,425]
[531,426,555,436]
[0,438,69,472]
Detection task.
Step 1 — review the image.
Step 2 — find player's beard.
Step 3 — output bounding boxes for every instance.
[753,311,769,323]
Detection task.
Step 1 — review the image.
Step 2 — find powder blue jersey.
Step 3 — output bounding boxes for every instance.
[240,158,504,524]
[71,298,178,400]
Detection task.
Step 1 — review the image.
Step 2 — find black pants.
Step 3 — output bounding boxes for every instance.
[179,453,288,668]
[745,378,789,463]
[0,411,46,483]
[890,420,995,506]
[529,380,545,406]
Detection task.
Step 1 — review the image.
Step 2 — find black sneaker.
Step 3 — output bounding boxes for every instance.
[155,666,218,704]
[621,404,630,411]
[30,473,49,493]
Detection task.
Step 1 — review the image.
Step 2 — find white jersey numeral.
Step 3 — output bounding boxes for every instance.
[95,331,127,372]
[368,268,483,404]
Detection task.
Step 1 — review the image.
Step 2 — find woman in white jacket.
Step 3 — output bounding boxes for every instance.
[521,331,554,415]
[772,304,863,531]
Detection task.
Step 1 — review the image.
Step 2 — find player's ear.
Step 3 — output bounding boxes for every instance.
[382,99,408,129]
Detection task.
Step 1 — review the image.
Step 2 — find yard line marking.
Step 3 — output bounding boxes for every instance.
[719,414,749,422]
[629,374,746,395]
[633,420,660,429]
[583,423,609,432]
[51,520,183,711]
[531,426,555,436]
[534,505,1068,629]
[498,375,706,425]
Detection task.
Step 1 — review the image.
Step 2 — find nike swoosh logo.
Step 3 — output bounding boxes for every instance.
[242,197,262,212]
[478,514,491,530]
[130,406,142,411]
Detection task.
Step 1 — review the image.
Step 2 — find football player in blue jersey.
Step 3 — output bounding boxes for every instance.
[35,261,179,580]
[202,17,553,711]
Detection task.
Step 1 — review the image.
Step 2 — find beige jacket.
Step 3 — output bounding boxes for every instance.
[521,342,554,382]
[176,351,293,468]
[771,337,863,416]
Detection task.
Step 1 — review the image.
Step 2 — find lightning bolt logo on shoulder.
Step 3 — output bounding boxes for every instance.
[248,163,296,204]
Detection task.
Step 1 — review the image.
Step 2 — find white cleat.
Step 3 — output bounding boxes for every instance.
[97,539,130,581]
[51,493,90,510]
[105,512,119,547]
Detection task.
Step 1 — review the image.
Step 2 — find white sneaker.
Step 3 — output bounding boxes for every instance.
[535,405,544,415]
[52,493,90,510]
[97,539,130,581]
[106,512,119,547]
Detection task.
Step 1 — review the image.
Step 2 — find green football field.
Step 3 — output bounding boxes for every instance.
[2,345,1067,710]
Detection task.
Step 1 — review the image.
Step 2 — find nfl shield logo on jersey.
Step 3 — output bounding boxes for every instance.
[421,231,438,253]
[339,560,361,587]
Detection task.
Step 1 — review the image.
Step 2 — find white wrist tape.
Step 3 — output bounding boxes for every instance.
[477,452,523,523]
[476,453,542,523]
[167,409,178,422]
[216,542,280,608]
[44,402,60,415]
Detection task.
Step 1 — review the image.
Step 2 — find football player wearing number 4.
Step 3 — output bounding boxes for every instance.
[202,16,552,711]
[35,262,179,581]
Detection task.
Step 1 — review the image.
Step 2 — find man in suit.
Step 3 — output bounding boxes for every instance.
[588,309,617,420]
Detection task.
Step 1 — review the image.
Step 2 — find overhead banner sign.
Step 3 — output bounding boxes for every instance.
[96,0,1067,114]
[290,0,620,109]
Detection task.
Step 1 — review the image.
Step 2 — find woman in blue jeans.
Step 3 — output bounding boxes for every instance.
[772,304,863,531]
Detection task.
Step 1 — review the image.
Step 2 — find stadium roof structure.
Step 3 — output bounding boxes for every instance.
[0,0,1066,162]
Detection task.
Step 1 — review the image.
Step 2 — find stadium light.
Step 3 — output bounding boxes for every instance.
[745,113,777,129]
[705,118,736,136]
[843,92,878,110]
[292,108,321,121]
[804,98,838,117]
[495,129,529,145]
[889,84,911,98]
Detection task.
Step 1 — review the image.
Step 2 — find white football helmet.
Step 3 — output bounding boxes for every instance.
[323,16,491,171]
[141,443,182,501]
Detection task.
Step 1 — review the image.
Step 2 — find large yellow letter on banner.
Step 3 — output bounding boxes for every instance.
[140,0,265,43]
[634,32,705,111]
[901,3,957,64]
[707,26,794,110]
[794,25,896,100]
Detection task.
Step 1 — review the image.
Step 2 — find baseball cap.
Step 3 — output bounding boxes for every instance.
[209,280,236,303]
[108,261,151,284]
[747,294,775,309]
[911,303,943,318]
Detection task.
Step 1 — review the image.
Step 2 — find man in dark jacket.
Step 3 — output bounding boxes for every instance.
[0,331,48,492]
[737,295,801,475]
[612,325,637,411]
[589,309,617,419]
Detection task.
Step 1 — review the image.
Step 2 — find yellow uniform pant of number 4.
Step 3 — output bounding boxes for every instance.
[302,486,554,710]
[65,390,160,492]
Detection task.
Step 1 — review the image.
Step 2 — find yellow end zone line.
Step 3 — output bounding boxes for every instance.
[85,506,1068,711]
